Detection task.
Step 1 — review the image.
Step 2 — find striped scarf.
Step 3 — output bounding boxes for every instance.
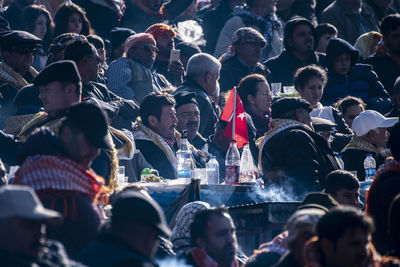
[0,62,38,90]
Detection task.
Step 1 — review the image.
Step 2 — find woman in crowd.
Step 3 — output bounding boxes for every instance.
[334,96,366,128]
[53,2,94,38]
[293,65,352,152]
[20,5,54,71]
[237,74,273,139]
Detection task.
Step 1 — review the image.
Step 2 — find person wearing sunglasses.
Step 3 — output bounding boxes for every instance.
[0,30,42,129]
[107,33,173,104]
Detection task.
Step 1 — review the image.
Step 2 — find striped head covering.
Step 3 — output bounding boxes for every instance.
[124,33,156,56]
[145,23,176,39]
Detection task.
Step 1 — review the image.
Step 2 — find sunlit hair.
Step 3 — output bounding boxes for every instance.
[293,64,327,91]
[53,2,93,38]
[20,5,54,49]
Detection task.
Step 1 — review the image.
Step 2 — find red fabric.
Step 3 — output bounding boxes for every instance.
[221,88,249,148]
[14,155,104,200]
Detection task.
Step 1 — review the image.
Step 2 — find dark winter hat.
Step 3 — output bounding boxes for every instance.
[283,17,317,51]
[0,30,42,50]
[312,117,337,132]
[297,192,339,212]
[271,97,312,119]
[110,27,135,51]
[33,60,81,86]
[326,38,359,71]
[174,91,198,110]
[232,27,266,47]
[112,191,172,237]
[65,102,113,150]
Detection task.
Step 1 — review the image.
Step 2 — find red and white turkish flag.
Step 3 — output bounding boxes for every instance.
[220,88,248,148]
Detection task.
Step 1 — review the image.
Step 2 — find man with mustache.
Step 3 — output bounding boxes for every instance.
[264,18,326,86]
[185,207,241,267]
[173,91,208,152]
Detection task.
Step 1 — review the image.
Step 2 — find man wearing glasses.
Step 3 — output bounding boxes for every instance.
[0,30,42,129]
[107,32,172,104]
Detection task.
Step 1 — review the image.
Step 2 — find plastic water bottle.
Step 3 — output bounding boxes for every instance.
[176,130,195,178]
[337,156,345,170]
[364,154,376,180]
[225,140,240,185]
[206,156,219,184]
[239,144,257,184]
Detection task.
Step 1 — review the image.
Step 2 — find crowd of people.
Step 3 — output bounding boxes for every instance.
[0,0,400,266]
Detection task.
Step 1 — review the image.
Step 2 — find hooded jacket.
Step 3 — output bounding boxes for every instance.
[322,38,391,114]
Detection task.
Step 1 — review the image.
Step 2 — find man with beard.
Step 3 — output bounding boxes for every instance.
[107,33,172,104]
[173,91,208,152]
[264,18,326,86]
[185,207,240,267]
[145,23,185,86]
[321,0,380,44]
[366,14,400,95]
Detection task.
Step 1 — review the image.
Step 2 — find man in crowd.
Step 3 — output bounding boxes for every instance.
[64,39,139,130]
[132,92,179,179]
[321,0,380,44]
[121,0,163,33]
[0,185,80,266]
[107,33,171,103]
[304,207,375,267]
[264,18,325,86]
[174,91,208,152]
[341,110,398,181]
[14,102,111,256]
[324,170,360,207]
[315,23,338,54]
[366,14,400,95]
[0,30,42,128]
[214,0,283,61]
[173,53,220,139]
[218,27,269,93]
[185,207,240,266]
[77,190,171,267]
[145,23,185,86]
[258,97,339,193]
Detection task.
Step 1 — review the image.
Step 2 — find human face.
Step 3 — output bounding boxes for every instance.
[384,26,400,55]
[67,13,83,34]
[322,228,371,267]
[370,127,389,148]
[63,127,100,168]
[333,53,351,76]
[252,81,272,114]
[317,33,336,53]
[33,14,47,40]
[344,104,363,127]
[86,51,100,82]
[176,103,200,140]
[298,77,324,108]
[2,217,45,259]
[131,42,158,69]
[206,70,220,101]
[258,0,277,17]
[38,81,71,117]
[236,42,263,67]
[335,188,360,207]
[289,25,314,54]
[200,214,238,266]
[156,33,174,58]
[2,47,35,75]
[152,105,178,139]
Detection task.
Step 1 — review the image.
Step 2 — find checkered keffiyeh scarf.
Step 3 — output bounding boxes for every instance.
[14,155,104,200]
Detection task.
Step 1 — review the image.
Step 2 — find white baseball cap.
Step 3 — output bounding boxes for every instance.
[0,185,62,222]
[352,110,398,137]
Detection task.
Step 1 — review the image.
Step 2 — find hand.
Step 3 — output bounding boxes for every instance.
[168,60,184,86]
